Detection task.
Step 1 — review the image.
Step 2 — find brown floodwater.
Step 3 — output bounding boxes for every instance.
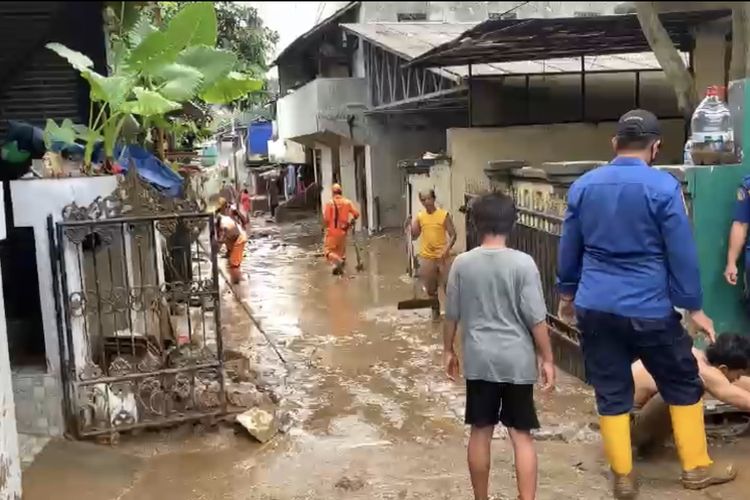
[22,218,750,499]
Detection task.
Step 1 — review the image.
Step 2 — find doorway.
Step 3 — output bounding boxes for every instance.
[354,145,368,230]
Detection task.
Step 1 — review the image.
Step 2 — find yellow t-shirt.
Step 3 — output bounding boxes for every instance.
[417,208,448,259]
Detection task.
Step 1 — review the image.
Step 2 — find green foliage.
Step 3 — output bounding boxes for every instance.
[45,1,265,167]
[160,2,278,73]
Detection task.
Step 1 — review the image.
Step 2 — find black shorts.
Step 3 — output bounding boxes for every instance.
[465,380,540,430]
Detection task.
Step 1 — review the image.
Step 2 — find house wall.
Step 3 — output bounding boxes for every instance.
[0,184,21,499]
[365,120,446,230]
[277,77,367,141]
[10,176,118,436]
[446,120,685,251]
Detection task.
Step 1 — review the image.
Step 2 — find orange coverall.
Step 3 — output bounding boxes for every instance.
[323,194,359,265]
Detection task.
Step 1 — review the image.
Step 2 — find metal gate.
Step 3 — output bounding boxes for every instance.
[49,167,225,439]
[462,189,585,380]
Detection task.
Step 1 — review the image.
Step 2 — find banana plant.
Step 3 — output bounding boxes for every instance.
[44,2,262,170]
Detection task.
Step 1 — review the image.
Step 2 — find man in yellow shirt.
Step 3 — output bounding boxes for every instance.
[409,189,457,319]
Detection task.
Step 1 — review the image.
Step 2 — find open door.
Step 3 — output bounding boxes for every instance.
[354,146,368,230]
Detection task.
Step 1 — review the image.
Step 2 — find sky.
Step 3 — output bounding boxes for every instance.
[246,1,349,76]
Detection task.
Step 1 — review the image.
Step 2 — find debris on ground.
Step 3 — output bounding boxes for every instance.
[532,422,600,443]
[334,476,365,491]
[237,407,279,443]
[226,381,271,408]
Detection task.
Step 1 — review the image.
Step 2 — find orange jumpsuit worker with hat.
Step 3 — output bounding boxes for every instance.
[323,183,359,275]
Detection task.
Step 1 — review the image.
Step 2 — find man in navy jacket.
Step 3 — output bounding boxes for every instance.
[557,109,736,498]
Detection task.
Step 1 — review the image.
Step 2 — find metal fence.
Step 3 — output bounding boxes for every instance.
[49,167,225,439]
[464,188,585,379]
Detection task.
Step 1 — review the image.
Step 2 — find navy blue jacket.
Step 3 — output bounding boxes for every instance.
[732,175,750,263]
[557,156,702,318]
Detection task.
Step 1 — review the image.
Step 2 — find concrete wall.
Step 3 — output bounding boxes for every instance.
[446,120,685,251]
[10,176,118,436]
[277,78,367,141]
[365,120,447,230]
[268,137,307,164]
[0,184,20,498]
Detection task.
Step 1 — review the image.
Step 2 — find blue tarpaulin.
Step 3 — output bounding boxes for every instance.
[116,145,184,197]
[247,121,272,156]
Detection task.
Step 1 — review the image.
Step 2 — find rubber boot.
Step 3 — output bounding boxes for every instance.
[600,414,638,499]
[669,402,737,489]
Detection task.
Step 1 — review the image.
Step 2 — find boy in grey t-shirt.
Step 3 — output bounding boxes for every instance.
[443,192,555,500]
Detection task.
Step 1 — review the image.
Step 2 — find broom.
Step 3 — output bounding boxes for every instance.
[397,228,439,310]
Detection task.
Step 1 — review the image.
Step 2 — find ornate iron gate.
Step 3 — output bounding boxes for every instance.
[50,168,225,439]
[463,189,585,380]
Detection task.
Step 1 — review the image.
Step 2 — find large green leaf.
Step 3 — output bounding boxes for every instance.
[127,30,181,73]
[176,45,236,89]
[130,3,217,73]
[165,2,217,50]
[121,87,181,116]
[81,71,132,106]
[43,119,77,148]
[200,72,263,104]
[128,13,156,47]
[46,43,93,72]
[154,63,204,101]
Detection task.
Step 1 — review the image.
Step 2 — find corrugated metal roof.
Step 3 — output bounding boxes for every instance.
[406,10,729,68]
[342,22,688,77]
[271,1,360,67]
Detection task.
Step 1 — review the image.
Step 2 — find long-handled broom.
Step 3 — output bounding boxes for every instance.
[397,229,439,310]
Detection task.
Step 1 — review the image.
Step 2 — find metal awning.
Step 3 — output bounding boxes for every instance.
[408,10,731,68]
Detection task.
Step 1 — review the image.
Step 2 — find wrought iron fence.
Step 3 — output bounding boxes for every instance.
[464,188,584,379]
[50,167,224,439]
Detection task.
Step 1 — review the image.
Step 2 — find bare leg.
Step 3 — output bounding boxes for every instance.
[508,428,537,500]
[468,425,494,500]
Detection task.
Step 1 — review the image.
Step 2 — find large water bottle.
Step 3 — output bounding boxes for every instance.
[689,85,737,165]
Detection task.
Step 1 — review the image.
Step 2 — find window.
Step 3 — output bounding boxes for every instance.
[489,12,517,20]
[397,12,427,22]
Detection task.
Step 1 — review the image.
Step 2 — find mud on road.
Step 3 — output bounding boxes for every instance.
[22,219,750,499]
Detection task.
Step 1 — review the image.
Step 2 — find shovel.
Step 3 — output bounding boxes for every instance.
[352,227,364,271]
[397,228,439,311]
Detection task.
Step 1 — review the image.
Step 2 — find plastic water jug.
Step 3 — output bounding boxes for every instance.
[689,85,738,165]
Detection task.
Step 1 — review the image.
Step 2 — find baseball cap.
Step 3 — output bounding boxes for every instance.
[616,109,661,138]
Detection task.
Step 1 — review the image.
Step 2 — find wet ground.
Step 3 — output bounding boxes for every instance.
[22,218,750,499]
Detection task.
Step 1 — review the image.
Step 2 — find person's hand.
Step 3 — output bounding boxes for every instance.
[443,350,459,381]
[557,296,576,325]
[689,310,716,344]
[538,357,556,392]
[724,262,739,286]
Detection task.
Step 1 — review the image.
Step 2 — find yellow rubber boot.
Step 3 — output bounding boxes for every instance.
[600,414,637,498]
[669,402,711,471]
[670,402,737,489]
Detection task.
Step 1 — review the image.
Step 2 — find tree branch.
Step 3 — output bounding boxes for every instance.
[635,2,698,118]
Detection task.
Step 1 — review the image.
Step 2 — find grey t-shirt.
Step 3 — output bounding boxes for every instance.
[445,247,547,384]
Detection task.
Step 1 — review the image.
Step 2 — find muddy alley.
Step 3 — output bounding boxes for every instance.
[22,219,750,499]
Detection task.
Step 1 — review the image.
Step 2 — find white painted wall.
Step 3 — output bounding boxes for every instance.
[277,78,367,141]
[11,176,118,375]
[268,137,307,164]
[337,142,363,231]
[0,184,20,499]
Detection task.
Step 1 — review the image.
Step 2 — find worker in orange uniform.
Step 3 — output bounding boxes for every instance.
[214,199,248,284]
[323,183,360,275]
